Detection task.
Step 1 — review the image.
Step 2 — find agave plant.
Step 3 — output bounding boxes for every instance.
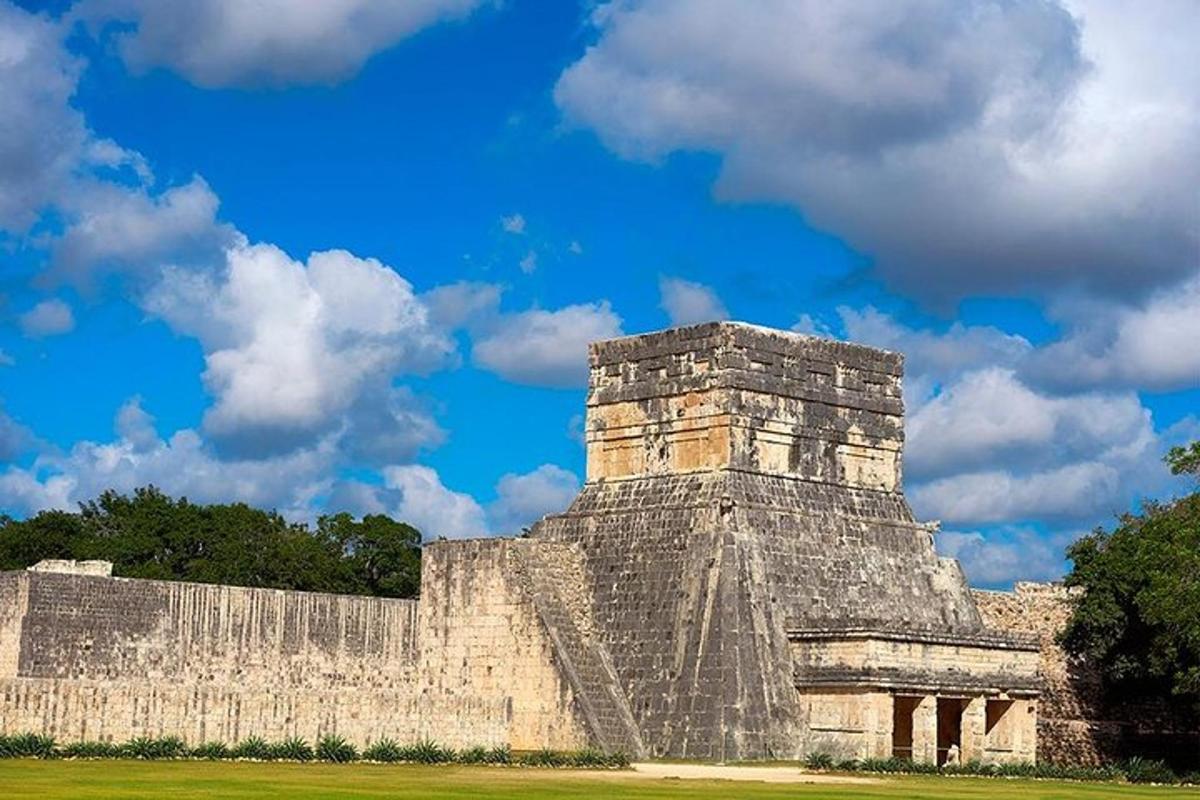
[190,741,231,760]
[232,736,272,760]
[362,738,403,763]
[316,734,358,763]
[269,737,313,762]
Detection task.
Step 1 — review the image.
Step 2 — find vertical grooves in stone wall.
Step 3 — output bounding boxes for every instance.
[511,542,645,757]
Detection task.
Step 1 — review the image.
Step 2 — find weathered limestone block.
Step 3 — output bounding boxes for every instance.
[27,560,113,577]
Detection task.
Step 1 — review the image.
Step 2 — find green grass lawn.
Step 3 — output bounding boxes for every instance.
[0,761,1195,800]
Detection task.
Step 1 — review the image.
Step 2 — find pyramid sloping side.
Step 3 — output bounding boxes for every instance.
[532,474,801,760]
[532,470,989,759]
[724,472,984,634]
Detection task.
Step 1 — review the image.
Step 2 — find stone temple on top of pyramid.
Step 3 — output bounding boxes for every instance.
[1,321,1053,764]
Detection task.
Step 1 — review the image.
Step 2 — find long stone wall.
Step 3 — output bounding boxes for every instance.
[975,583,1200,768]
[0,542,594,749]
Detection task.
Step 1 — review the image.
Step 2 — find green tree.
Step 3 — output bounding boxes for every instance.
[1061,442,1200,709]
[1167,441,1200,478]
[0,487,423,598]
[318,513,422,598]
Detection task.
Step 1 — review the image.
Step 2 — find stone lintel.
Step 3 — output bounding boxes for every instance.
[792,668,1042,697]
[786,626,1041,652]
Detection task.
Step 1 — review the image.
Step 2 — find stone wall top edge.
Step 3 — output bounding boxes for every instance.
[972,581,1075,598]
[588,321,903,372]
[3,567,420,608]
[786,625,1041,651]
[423,536,523,554]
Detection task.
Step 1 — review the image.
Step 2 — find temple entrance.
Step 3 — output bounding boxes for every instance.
[936,698,966,765]
[892,695,919,760]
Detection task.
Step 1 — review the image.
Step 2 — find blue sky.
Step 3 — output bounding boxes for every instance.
[0,0,1197,587]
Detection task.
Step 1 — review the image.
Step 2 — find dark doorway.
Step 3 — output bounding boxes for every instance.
[936,698,966,765]
[892,696,919,760]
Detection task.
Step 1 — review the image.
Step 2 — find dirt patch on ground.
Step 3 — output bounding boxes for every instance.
[620,763,879,784]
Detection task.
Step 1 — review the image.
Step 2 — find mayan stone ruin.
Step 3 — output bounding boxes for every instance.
[5,320,1134,764]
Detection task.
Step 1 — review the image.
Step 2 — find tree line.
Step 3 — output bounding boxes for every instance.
[0,486,421,598]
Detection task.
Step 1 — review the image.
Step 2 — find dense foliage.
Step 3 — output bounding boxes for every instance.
[0,487,421,598]
[1060,442,1200,710]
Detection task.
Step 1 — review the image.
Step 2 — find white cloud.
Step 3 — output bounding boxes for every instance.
[658,276,728,326]
[519,250,537,274]
[339,386,445,466]
[380,464,489,540]
[0,0,235,295]
[937,527,1074,587]
[77,0,489,88]
[0,409,32,462]
[487,464,579,534]
[49,176,237,288]
[0,398,333,520]
[0,350,13,367]
[472,301,623,388]
[19,298,75,337]
[1023,274,1200,392]
[906,367,1150,482]
[557,0,1200,302]
[420,281,503,331]
[143,243,453,455]
[332,462,581,539]
[501,213,526,234]
[0,2,86,232]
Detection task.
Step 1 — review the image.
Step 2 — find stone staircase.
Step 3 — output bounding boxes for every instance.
[511,541,645,758]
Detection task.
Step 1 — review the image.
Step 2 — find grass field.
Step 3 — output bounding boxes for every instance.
[0,761,1196,800]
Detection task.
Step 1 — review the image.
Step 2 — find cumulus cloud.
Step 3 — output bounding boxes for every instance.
[379,465,489,540]
[1022,275,1200,392]
[143,243,453,456]
[472,301,623,388]
[18,298,75,337]
[0,398,334,520]
[557,0,1200,302]
[658,276,728,326]
[330,462,581,540]
[906,367,1152,482]
[937,527,1074,587]
[487,463,579,534]
[0,0,235,299]
[77,0,489,88]
[338,386,445,466]
[49,176,238,288]
[0,2,86,232]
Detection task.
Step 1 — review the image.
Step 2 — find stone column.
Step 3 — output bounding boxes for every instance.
[912,695,937,763]
[867,692,893,758]
[961,696,987,763]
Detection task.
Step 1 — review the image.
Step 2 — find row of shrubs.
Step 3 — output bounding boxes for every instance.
[0,733,629,768]
[801,752,1193,785]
